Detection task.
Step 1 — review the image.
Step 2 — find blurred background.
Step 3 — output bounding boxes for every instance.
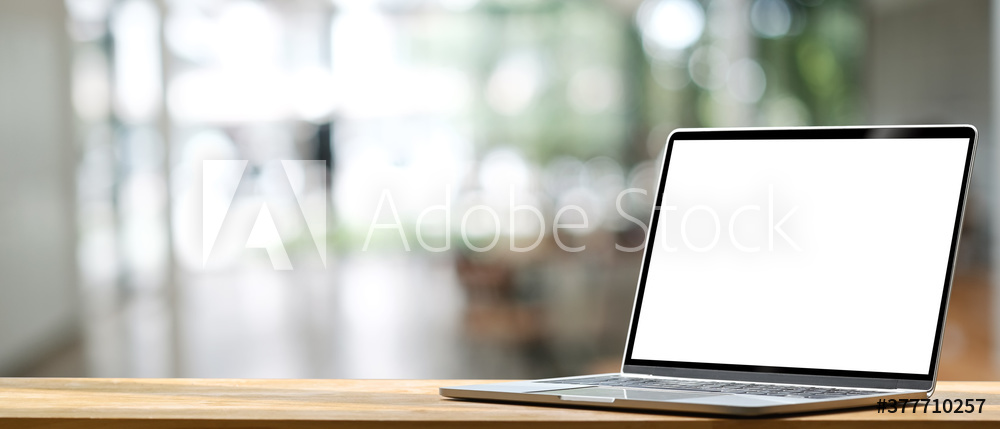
[0,0,996,379]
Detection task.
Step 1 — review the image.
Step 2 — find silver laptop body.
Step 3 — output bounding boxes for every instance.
[441,125,978,416]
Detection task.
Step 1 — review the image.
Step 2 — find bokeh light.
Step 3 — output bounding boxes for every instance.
[637,0,706,54]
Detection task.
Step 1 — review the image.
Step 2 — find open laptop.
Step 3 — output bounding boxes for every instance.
[441,125,979,416]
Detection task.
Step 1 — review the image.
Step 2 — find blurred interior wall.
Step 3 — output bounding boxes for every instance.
[0,0,78,374]
[992,0,1000,373]
[868,0,998,378]
[866,0,992,266]
[866,0,991,130]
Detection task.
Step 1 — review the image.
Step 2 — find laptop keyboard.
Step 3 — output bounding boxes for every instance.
[559,375,885,398]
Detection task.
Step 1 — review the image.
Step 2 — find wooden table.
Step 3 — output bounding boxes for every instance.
[0,379,998,428]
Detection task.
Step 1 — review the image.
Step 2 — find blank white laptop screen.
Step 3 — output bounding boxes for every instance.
[630,138,970,375]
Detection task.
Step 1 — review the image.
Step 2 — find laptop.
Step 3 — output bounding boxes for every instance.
[441,125,978,416]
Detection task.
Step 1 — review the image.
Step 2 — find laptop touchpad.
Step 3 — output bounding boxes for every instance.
[539,387,723,402]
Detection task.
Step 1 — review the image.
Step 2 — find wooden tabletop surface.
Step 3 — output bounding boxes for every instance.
[0,378,998,428]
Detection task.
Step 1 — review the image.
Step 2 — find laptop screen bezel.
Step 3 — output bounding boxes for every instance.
[621,125,978,389]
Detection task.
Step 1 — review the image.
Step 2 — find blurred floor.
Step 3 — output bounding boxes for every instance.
[938,272,997,381]
[177,254,468,378]
[21,264,1000,381]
